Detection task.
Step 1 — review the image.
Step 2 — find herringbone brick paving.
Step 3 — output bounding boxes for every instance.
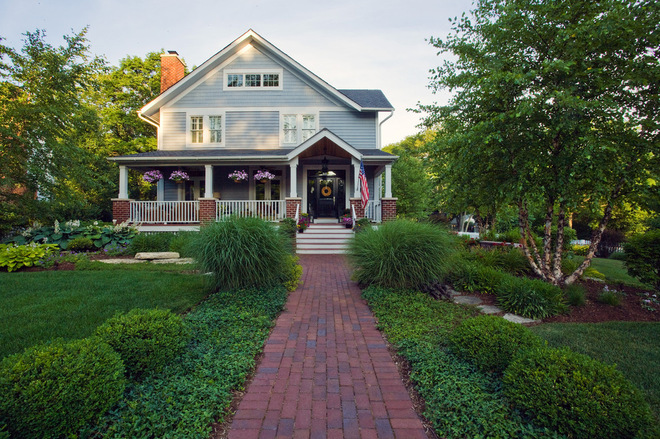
[227,255,428,439]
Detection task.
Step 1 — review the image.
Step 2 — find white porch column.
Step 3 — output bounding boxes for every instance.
[204,165,214,198]
[352,157,361,198]
[118,165,129,199]
[375,173,383,200]
[289,157,298,198]
[157,179,164,201]
[385,164,393,198]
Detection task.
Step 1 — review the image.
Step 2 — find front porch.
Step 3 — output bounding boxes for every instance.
[110,131,398,227]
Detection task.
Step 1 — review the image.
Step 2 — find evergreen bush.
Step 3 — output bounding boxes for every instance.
[192,216,292,290]
[504,347,655,438]
[95,308,189,380]
[624,229,660,291]
[0,338,125,438]
[449,315,545,374]
[67,236,95,251]
[348,220,456,289]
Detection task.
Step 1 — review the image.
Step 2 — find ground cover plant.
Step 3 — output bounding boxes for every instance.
[0,268,206,358]
[348,220,456,289]
[95,286,288,438]
[193,216,292,290]
[361,286,561,438]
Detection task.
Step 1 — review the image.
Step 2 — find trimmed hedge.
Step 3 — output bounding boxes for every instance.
[504,347,655,438]
[0,338,125,438]
[95,308,189,380]
[449,315,545,374]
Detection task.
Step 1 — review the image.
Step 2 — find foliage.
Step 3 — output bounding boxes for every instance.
[531,321,660,422]
[0,242,58,272]
[608,251,626,260]
[382,131,437,218]
[129,232,174,253]
[36,249,89,269]
[95,308,189,380]
[169,170,189,182]
[297,213,310,231]
[0,269,206,359]
[353,217,372,233]
[455,246,530,275]
[496,276,567,320]
[348,220,456,289]
[571,244,590,256]
[419,0,660,286]
[449,315,545,374]
[0,337,125,438]
[168,231,197,258]
[504,347,656,438]
[193,216,291,290]
[67,236,95,251]
[597,286,624,306]
[0,29,107,234]
[361,287,559,438]
[6,220,138,250]
[624,229,660,291]
[279,217,297,239]
[99,287,287,438]
[445,260,507,294]
[283,255,303,292]
[142,170,163,183]
[563,283,586,307]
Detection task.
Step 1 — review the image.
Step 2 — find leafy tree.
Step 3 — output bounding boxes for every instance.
[420,0,659,285]
[0,29,105,234]
[383,131,436,218]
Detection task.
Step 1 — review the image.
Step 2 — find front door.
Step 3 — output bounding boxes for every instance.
[307,170,345,219]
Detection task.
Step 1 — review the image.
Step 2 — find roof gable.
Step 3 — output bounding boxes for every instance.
[140,30,393,121]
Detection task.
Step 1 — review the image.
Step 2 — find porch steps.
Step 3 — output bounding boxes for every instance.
[296,223,354,255]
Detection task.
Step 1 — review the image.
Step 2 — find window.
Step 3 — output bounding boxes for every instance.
[209,116,222,143]
[191,116,203,143]
[227,74,243,87]
[224,70,282,90]
[282,113,317,144]
[302,115,316,142]
[245,74,261,87]
[283,114,297,144]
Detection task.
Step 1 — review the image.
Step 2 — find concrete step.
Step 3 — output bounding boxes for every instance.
[296,223,354,255]
[297,243,349,250]
[297,249,347,255]
[296,238,353,244]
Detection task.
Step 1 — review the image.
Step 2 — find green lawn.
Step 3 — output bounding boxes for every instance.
[0,267,208,358]
[577,256,648,288]
[531,322,660,422]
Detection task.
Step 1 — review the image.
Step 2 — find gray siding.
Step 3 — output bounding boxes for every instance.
[161,112,186,149]
[226,111,279,148]
[172,46,339,109]
[214,167,250,200]
[320,111,377,149]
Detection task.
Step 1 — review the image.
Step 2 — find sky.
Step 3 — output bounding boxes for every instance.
[0,0,475,146]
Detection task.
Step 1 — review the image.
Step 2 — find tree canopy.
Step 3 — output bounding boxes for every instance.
[420,0,659,285]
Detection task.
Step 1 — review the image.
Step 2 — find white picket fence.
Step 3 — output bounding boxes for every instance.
[129,201,199,223]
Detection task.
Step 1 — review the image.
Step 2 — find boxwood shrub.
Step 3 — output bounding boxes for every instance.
[348,220,456,289]
[504,347,655,438]
[496,276,566,319]
[449,315,545,374]
[0,338,125,438]
[95,308,189,380]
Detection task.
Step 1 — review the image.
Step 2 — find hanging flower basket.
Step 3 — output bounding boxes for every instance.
[228,170,248,183]
[169,170,190,183]
[254,170,275,182]
[143,170,163,184]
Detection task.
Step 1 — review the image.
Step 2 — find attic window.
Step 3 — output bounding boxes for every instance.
[224,70,283,90]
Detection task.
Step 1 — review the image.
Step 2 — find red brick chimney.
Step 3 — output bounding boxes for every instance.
[160,51,186,93]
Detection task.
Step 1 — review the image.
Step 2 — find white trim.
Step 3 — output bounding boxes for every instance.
[286,130,363,162]
[184,111,226,148]
[279,111,319,146]
[223,68,283,91]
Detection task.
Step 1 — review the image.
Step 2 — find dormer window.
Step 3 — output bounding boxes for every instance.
[224,69,283,90]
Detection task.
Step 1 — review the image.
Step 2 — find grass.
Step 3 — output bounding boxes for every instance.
[0,267,208,358]
[575,256,648,288]
[531,322,660,423]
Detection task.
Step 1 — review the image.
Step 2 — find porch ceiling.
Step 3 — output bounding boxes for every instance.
[297,138,354,160]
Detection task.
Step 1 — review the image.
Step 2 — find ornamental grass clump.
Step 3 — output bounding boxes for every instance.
[0,338,125,439]
[348,220,456,289]
[193,216,292,290]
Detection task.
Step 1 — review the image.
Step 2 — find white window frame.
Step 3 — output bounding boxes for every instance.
[280,111,318,146]
[190,116,203,144]
[208,115,223,144]
[185,111,226,147]
[223,69,283,91]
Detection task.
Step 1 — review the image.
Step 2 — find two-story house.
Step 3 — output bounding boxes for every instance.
[110,30,397,228]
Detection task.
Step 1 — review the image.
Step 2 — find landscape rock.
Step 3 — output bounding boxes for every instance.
[134,252,180,260]
[98,259,146,264]
[452,295,483,305]
[477,305,503,314]
[503,313,540,324]
[152,258,195,264]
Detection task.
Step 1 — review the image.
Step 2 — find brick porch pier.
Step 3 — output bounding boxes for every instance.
[227,255,427,439]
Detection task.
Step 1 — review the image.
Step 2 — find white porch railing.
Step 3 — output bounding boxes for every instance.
[216,200,286,222]
[129,201,200,223]
[365,200,382,223]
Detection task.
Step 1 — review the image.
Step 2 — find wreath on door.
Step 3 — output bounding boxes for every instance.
[321,186,332,197]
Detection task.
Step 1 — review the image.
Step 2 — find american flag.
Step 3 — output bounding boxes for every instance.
[359,161,369,210]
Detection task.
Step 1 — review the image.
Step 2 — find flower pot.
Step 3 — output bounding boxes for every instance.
[298,228,304,233]
[174,180,183,184]
[345,224,352,228]
[260,179,268,183]
[233,179,242,183]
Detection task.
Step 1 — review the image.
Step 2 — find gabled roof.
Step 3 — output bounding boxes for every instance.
[140,30,393,121]
[286,129,362,161]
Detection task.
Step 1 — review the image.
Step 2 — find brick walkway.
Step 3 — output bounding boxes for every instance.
[227,255,428,439]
